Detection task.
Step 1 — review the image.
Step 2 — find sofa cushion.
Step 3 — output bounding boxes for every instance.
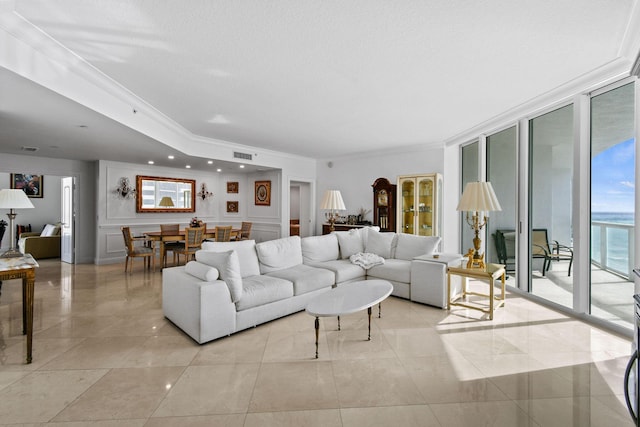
[305,259,366,283]
[301,234,339,263]
[394,234,441,261]
[200,240,260,278]
[255,236,303,274]
[194,250,243,303]
[367,258,411,284]
[365,229,396,259]
[235,275,294,311]
[184,261,219,281]
[265,264,335,295]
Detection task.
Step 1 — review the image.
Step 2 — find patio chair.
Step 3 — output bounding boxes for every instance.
[532,228,573,276]
[493,229,516,272]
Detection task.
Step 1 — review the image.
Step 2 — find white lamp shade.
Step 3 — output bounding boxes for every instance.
[320,190,346,211]
[456,182,502,212]
[0,189,35,209]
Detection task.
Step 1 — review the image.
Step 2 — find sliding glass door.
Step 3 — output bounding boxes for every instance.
[590,81,635,328]
[486,127,517,280]
[529,105,574,308]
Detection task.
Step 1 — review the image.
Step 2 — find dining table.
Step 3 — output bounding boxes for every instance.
[144,227,240,268]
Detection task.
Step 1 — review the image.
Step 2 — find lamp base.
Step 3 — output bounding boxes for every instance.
[465,248,485,270]
[0,247,23,258]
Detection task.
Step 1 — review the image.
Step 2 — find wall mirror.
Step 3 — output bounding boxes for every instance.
[136,175,196,213]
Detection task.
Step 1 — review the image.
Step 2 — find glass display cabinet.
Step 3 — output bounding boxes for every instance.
[397,173,442,237]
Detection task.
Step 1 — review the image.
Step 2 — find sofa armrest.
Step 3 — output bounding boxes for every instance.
[163,266,236,344]
[410,253,463,308]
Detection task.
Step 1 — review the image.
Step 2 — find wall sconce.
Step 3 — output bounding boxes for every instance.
[197,182,213,200]
[114,177,136,199]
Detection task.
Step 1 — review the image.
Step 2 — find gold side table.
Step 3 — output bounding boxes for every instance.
[447,262,505,320]
[0,254,38,363]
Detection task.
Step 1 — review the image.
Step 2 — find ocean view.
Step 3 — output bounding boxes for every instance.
[591,211,635,274]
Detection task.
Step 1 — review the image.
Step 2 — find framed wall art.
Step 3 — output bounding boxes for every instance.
[254,180,271,206]
[11,173,43,198]
[227,182,239,193]
[227,201,239,213]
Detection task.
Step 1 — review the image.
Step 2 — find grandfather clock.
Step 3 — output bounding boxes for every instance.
[372,177,396,232]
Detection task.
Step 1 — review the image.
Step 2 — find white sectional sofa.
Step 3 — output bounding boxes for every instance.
[162,227,461,344]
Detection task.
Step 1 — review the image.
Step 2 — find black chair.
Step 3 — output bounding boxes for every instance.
[493,229,516,272]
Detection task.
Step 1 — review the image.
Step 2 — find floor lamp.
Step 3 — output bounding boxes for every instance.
[321,190,346,232]
[456,181,501,269]
[0,189,35,258]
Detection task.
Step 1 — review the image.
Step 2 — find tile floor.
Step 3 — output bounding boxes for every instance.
[0,259,636,426]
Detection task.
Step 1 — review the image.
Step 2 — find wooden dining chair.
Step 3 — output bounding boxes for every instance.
[174,226,204,264]
[160,224,183,267]
[121,226,155,273]
[237,221,252,240]
[215,225,233,242]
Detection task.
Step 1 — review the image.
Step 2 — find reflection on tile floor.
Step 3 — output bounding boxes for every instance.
[0,260,635,426]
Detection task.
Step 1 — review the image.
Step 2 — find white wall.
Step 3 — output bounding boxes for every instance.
[0,153,96,263]
[315,145,446,237]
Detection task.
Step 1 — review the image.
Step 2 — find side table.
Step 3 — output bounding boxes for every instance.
[447,262,505,320]
[0,254,38,363]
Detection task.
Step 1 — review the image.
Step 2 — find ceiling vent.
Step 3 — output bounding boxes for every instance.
[21,146,39,152]
[233,151,252,161]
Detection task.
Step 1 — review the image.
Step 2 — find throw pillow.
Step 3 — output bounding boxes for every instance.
[195,250,243,302]
[40,224,58,237]
[184,261,219,281]
[394,234,441,260]
[335,229,364,259]
[200,240,260,278]
[364,228,396,259]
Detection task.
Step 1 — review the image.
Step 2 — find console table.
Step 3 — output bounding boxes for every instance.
[0,254,38,363]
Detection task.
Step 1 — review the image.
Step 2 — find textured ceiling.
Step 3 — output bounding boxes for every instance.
[0,0,638,167]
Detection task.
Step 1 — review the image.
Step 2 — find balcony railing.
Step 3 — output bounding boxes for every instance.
[591,220,635,280]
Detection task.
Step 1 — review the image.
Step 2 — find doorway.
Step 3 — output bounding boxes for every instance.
[290,181,312,237]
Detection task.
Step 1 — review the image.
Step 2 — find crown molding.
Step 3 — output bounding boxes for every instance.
[444,57,631,147]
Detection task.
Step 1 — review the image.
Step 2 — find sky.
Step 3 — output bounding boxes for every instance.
[591,138,635,213]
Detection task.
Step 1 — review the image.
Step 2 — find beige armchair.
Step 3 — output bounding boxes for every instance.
[18,224,61,259]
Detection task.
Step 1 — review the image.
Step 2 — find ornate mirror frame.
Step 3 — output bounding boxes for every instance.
[136,175,196,213]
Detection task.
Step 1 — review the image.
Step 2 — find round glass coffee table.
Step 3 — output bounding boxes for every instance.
[305,279,393,358]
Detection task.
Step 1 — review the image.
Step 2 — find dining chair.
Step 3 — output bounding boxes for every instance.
[174,226,205,264]
[160,224,183,267]
[215,225,233,242]
[121,226,155,273]
[237,221,252,240]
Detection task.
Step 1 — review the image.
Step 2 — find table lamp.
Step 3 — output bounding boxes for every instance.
[321,190,346,232]
[0,189,35,258]
[158,196,175,207]
[456,181,501,269]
